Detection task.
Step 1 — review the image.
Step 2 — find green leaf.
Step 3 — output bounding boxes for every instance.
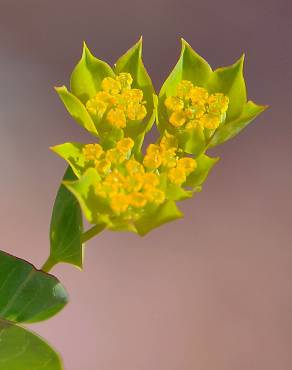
[209,101,268,147]
[185,154,219,188]
[0,319,63,370]
[115,38,156,139]
[208,54,246,122]
[49,166,84,269]
[55,85,98,137]
[63,168,104,225]
[51,142,88,178]
[0,251,68,323]
[135,200,183,236]
[70,42,115,103]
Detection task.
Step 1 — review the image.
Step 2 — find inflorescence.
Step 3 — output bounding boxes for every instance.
[164,80,229,130]
[86,73,147,128]
[81,133,196,216]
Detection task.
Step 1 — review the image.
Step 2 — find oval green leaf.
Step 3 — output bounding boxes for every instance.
[0,319,63,370]
[0,251,68,323]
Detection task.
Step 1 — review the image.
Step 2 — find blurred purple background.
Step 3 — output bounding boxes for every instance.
[0,0,291,369]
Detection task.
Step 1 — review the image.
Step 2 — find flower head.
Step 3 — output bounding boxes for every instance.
[165,80,229,131]
[86,73,147,129]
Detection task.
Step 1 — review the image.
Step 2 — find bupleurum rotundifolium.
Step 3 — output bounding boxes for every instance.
[164,80,229,131]
[79,132,196,218]
[85,72,147,129]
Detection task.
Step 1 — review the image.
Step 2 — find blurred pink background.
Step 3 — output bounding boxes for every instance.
[0,0,291,369]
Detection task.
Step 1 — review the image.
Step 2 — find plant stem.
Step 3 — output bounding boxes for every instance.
[81,223,106,243]
[41,256,56,273]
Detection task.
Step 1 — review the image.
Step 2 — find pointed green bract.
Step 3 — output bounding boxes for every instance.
[55,86,98,136]
[115,38,156,139]
[185,154,219,188]
[135,200,183,236]
[49,166,84,269]
[51,143,89,178]
[0,319,63,370]
[70,42,114,103]
[208,55,246,121]
[208,101,268,147]
[63,168,104,225]
[158,39,212,136]
[0,251,68,323]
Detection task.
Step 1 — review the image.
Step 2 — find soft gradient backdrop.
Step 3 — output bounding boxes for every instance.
[0,0,291,369]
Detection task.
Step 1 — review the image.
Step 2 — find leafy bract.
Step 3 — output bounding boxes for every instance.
[0,251,68,323]
[70,42,115,103]
[0,319,63,370]
[49,166,84,269]
[185,154,219,188]
[208,101,268,147]
[115,37,156,141]
[51,143,88,178]
[55,86,98,137]
[135,200,183,236]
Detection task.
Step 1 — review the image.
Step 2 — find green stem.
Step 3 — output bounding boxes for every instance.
[41,256,57,273]
[80,223,106,244]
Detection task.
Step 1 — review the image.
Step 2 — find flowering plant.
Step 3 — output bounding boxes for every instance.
[0,39,267,369]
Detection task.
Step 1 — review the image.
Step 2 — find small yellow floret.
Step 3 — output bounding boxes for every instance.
[159,133,178,150]
[126,159,145,174]
[176,157,197,175]
[116,138,134,154]
[110,193,129,214]
[126,102,147,121]
[129,192,147,208]
[143,172,160,187]
[106,108,126,128]
[164,96,184,112]
[116,73,133,89]
[168,167,187,185]
[143,153,162,169]
[82,144,104,161]
[169,111,187,127]
[105,148,126,165]
[176,80,194,99]
[189,86,208,105]
[101,77,121,95]
[144,187,165,204]
[95,159,111,175]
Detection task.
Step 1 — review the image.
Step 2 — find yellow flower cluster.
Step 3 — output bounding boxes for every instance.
[164,80,229,130]
[82,135,197,215]
[86,73,147,128]
[143,133,197,185]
